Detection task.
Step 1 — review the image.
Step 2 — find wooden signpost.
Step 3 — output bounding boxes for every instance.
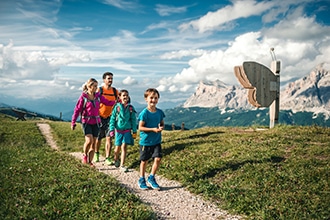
[234,49,280,128]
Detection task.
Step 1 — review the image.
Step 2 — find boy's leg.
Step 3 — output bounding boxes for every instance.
[138,160,148,189]
[140,160,147,177]
[147,157,161,190]
[150,157,161,175]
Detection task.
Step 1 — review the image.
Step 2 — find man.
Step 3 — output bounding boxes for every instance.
[94,72,117,165]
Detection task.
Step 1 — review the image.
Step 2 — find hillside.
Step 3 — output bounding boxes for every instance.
[164,107,330,129]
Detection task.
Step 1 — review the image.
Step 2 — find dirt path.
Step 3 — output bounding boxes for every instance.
[37,123,242,220]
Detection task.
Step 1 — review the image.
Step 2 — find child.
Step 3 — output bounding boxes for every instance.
[71,78,116,166]
[137,88,165,190]
[109,89,137,172]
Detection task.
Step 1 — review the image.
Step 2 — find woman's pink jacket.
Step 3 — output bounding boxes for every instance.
[71,92,115,126]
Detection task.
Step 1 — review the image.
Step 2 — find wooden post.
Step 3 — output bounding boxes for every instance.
[172,123,175,131]
[269,61,280,128]
[181,122,185,131]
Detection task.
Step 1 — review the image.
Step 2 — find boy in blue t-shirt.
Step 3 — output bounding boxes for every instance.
[137,88,165,190]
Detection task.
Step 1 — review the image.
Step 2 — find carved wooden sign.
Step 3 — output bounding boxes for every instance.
[234,57,281,128]
[234,61,279,107]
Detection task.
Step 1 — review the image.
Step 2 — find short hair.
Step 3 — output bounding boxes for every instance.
[144,88,160,98]
[102,72,113,79]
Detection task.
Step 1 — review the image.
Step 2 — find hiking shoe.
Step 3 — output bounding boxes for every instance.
[82,155,88,164]
[120,166,128,172]
[138,177,148,190]
[147,175,160,190]
[114,160,120,168]
[94,152,100,162]
[105,158,114,166]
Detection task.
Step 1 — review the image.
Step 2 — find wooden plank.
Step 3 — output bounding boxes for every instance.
[242,61,278,107]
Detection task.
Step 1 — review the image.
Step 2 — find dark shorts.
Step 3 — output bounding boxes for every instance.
[97,117,111,140]
[139,144,162,161]
[82,123,99,137]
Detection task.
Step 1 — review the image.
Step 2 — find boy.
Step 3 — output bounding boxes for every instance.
[138,88,165,190]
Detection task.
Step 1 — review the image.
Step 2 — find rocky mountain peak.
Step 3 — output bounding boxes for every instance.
[183,63,330,116]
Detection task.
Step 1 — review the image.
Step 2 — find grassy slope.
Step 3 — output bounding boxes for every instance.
[1,114,329,219]
[51,121,329,219]
[0,115,155,220]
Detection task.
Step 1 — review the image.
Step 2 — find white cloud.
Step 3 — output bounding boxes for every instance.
[160,49,206,60]
[179,0,274,33]
[155,4,188,17]
[122,76,138,85]
[264,7,330,42]
[101,0,141,11]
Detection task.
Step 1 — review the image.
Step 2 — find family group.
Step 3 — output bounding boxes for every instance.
[71,72,165,190]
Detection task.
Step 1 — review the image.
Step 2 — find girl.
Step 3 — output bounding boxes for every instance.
[109,89,137,172]
[71,78,116,166]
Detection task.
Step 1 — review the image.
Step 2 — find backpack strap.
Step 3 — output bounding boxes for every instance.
[99,86,103,95]
[113,87,117,100]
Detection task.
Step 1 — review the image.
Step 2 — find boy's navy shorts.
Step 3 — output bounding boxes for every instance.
[139,144,162,161]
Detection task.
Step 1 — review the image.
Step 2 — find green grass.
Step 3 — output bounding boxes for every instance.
[1,114,329,219]
[50,121,329,219]
[0,115,155,220]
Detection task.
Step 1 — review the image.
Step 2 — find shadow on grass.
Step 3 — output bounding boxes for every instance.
[200,156,285,180]
[165,131,225,142]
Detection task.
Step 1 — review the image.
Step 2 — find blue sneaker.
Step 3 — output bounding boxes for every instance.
[138,177,148,190]
[147,175,160,190]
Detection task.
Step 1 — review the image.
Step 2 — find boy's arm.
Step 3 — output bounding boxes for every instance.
[138,120,163,133]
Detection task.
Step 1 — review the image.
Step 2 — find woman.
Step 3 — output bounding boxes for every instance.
[71,78,116,166]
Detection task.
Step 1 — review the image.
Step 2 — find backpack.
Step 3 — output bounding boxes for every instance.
[99,86,117,100]
[114,104,135,122]
[81,95,100,116]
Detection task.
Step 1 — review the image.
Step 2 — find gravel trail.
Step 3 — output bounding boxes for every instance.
[37,123,242,220]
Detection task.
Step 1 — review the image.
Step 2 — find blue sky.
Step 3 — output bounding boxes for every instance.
[0,0,329,106]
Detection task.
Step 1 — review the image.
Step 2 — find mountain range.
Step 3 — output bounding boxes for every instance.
[183,63,330,118]
[1,63,329,128]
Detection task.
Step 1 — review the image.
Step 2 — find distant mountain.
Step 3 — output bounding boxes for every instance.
[164,107,330,129]
[183,63,330,118]
[183,80,251,109]
[280,63,330,116]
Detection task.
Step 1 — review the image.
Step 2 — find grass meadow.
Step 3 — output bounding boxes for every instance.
[1,113,329,219]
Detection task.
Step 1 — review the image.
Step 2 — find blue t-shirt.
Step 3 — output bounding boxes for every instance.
[138,108,165,146]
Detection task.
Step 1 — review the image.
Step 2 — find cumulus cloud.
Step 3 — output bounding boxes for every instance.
[122,76,138,85]
[0,0,328,106]
[159,8,330,93]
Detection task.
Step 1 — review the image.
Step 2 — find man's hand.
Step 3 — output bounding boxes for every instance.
[110,131,115,137]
